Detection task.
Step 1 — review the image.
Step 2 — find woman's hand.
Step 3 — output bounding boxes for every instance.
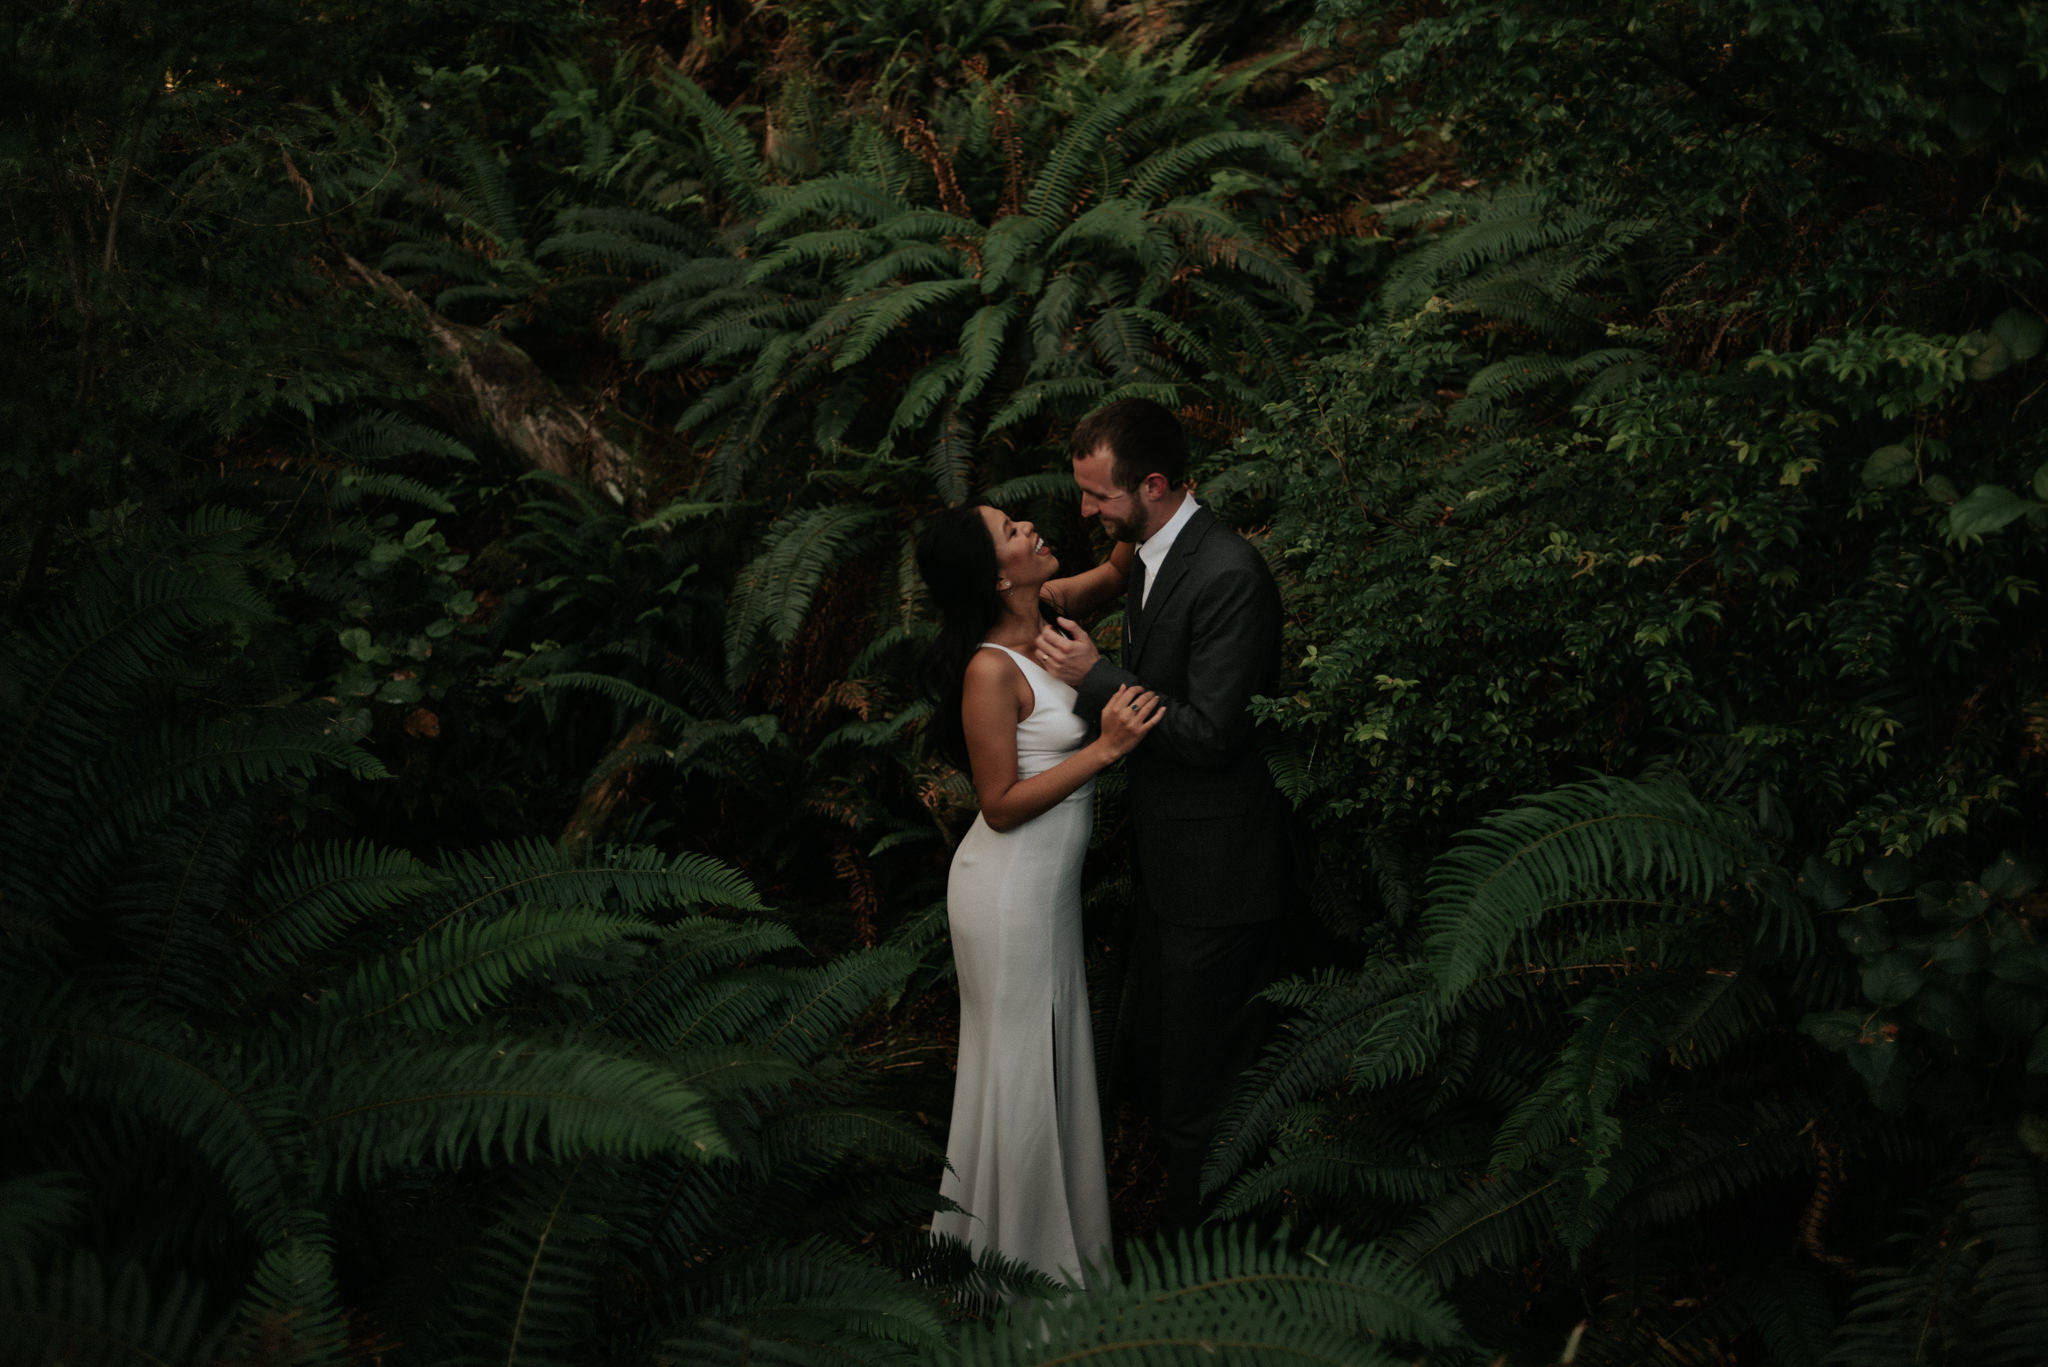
[1098,684,1164,758]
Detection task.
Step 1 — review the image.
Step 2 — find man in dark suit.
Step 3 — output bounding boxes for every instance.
[1032,397,1291,1233]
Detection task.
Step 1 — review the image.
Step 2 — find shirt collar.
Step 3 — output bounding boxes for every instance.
[1137,493,1199,579]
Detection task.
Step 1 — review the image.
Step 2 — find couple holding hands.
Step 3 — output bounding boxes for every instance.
[917,398,1294,1287]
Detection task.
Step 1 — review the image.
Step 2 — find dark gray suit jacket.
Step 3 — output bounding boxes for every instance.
[1074,504,1290,927]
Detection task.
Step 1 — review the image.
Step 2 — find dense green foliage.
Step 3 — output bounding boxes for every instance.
[4,0,2046,1362]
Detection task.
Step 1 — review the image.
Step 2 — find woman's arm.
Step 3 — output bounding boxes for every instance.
[1040,539,1133,620]
[961,648,1161,833]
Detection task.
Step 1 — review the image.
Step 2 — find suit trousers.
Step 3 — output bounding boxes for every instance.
[1115,905,1286,1229]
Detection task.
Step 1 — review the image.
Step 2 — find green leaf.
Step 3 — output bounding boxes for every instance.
[1983,982,2048,1038]
[1948,92,1999,143]
[1860,949,1925,1008]
[1839,905,1893,956]
[1798,856,1852,910]
[1844,1031,1900,1089]
[1923,928,1988,977]
[1862,853,1918,897]
[1947,483,2040,540]
[1991,943,2048,991]
[1909,983,1977,1041]
[1798,1010,1865,1051]
[1981,850,2042,899]
[2027,1029,2048,1074]
[378,677,423,705]
[1923,474,1961,504]
[1860,444,1916,489]
[339,628,374,659]
[1992,308,2045,361]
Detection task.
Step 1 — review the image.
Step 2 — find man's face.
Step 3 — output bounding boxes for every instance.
[1072,446,1153,544]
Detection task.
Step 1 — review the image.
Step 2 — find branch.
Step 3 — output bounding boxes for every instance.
[342,254,645,506]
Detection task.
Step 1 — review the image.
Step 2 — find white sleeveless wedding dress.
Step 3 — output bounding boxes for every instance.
[932,643,1112,1287]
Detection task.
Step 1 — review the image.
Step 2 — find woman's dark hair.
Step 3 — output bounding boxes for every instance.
[916,504,1002,769]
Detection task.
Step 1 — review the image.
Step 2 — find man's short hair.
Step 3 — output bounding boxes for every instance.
[1068,398,1189,492]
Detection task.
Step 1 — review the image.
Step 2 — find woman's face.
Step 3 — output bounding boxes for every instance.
[978,505,1058,594]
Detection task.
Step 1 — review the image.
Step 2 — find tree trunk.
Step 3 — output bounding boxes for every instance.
[343,254,643,507]
[559,715,662,853]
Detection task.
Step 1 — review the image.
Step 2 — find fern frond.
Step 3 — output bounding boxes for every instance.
[223,1223,348,1367]
[304,1040,729,1187]
[1383,1168,1561,1284]
[447,1160,612,1367]
[843,243,966,293]
[3,987,293,1226]
[1489,974,1675,1176]
[1025,90,1152,219]
[329,905,643,1031]
[0,1172,86,1261]
[984,376,1107,435]
[323,410,477,465]
[979,213,1055,295]
[1127,129,1303,201]
[1422,776,1762,1001]
[670,1239,950,1364]
[925,400,974,506]
[591,917,802,1046]
[754,173,903,236]
[745,227,884,283]
[433,840,765,926]
[762,944,916,1062]
[1959,1130,2048,1364]
[450,136,525,252]
[979,471,1079,507]
[0,1252,226,1367]
[1206,960,1441,1192]
[832,278,979,371]
[953,299,1019,407]
[661,73,767,217]
[329,469,458,513]
[959,1225,1466,1363]
[526,669,697,729]
[886,358,964,444]
[724,504,891,684]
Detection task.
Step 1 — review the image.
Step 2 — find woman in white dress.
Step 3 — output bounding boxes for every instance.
[916,504,1161,1289]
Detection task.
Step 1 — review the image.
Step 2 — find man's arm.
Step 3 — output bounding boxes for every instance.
[1036,557,1277,771]
[1041,540,1133,619]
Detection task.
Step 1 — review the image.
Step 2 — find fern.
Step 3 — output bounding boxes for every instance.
[956,1226,1467,1364]
[1382,1168,1562,1284]
[304,1040,730,1187]
[670,1239,952,1365]
[4,986,295,1226]
[0,1172,86,1261]
[832,277,979,371]
[1422,776,1764,1001]
[724,504,891,684]
[222,1225,349,1367]
[1205,959,1442,1195]
[0,1253,226,1367]
[329,905,643,1031]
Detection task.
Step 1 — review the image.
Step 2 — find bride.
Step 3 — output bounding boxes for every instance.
[917,503,1161,1288]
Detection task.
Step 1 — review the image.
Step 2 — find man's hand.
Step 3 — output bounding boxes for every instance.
[1032,616,1098,686]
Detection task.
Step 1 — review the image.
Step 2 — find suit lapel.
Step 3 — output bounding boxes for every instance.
[1127,506,1211,672]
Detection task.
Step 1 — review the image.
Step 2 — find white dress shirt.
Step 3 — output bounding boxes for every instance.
[1136,495,1198,608]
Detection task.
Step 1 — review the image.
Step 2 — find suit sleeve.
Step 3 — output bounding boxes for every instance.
[1074,554,1278,770]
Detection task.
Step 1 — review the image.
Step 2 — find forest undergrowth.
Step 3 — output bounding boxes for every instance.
[4,1,2047,1363]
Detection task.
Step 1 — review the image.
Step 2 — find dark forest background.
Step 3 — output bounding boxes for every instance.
[3,1,2046,1362]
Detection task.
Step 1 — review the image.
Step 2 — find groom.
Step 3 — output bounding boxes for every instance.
[1032,397,1291,1233]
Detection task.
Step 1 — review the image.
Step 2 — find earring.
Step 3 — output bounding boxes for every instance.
[997,579,1010,592]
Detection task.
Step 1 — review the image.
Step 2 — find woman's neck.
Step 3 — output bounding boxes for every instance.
[982,595,1041,650]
